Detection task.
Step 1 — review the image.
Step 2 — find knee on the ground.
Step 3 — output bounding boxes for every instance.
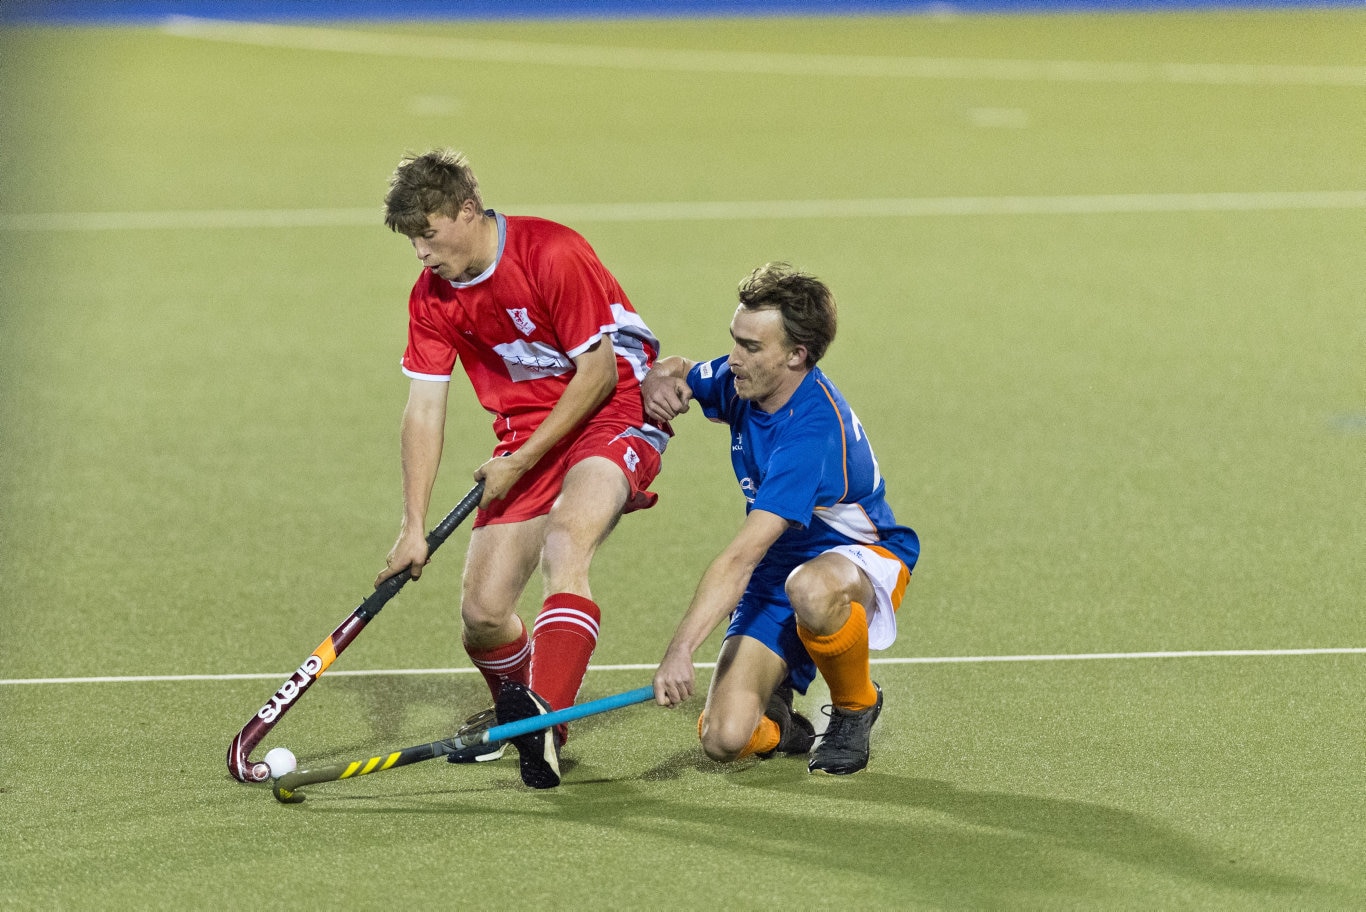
[697,711,753,763]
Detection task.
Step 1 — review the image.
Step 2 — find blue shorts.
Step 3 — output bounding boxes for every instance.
[725,585,816,694]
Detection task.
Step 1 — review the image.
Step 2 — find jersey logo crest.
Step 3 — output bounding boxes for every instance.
[506,308,537,335]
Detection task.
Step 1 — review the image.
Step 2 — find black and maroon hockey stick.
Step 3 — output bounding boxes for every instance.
[227,482,483,783]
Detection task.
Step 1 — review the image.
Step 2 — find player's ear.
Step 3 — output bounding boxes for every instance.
[787,345,808,369]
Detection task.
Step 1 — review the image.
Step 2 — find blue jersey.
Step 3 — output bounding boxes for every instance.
[688,356,920,593]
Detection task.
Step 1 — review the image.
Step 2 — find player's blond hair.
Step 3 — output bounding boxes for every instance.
[384,149,483,236]
[737,263,838,367]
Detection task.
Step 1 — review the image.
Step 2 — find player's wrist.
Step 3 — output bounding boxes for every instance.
[501,448,539,476]
[664,637,699,661]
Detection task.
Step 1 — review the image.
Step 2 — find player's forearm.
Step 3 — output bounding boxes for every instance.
[398,389,447,533]
[665,551,758,658]
[649,355,696,380]
[506,341,616,470]
[511,381,607,468]
[665,509,790,656]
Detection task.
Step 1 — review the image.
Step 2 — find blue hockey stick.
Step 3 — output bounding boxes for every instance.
[271,685,654,803]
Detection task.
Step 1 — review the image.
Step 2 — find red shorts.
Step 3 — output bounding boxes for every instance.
[474,421,664,527]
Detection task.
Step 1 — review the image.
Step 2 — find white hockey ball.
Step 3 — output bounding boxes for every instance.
[264,746,298,778]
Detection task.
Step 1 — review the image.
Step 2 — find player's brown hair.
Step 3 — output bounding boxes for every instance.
[737,263,838,368]
[384,149,484,236]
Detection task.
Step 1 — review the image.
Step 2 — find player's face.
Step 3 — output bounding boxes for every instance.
[409,203,489,282]
[728,306,806,412]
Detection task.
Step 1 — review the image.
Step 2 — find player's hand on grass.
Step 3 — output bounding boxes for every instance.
[653,647,696,707]
[376,531,429,586]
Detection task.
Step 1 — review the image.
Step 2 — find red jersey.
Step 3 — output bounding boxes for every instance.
[402,213,667,451]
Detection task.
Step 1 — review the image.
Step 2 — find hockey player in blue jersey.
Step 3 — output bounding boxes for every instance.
[645,263,919,775]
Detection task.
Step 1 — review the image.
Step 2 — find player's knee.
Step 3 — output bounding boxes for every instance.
[697,711,747,762]
[785,562,842,627]
[788,554,874,633]
[459,598,508,641]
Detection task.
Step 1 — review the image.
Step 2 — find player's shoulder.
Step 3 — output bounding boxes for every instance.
[504,215,596,270]
[689,356,736,403]
[504,214,586,246]
[410,265,448,302]
[800,368,849,412]
[784,370,851,428]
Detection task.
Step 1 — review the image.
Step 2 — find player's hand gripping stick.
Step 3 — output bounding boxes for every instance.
[227,482,484,783]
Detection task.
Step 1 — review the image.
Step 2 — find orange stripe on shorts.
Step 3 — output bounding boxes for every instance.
[867,545,911,612]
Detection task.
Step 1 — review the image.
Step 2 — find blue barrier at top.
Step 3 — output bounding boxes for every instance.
[1,0,1359,24]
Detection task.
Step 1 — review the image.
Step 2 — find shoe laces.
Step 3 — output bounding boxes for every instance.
[816,704,855,745]
[457,707,496,736]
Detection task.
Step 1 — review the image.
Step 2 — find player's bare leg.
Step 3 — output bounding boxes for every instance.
[785,552,875,636]
[498,456,633,786]
[446,517,547,765]
[516,456,632,726]
[539,455,630,597]
[460,517,547,650]
[697,635,789,762]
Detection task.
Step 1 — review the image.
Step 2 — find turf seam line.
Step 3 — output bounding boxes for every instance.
[4,191,1365,231]
[157,18,1366,87]
[5,647,1362,685]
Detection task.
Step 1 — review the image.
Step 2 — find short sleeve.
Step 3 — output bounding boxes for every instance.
[401,278,456,381]
[687,356,734,423]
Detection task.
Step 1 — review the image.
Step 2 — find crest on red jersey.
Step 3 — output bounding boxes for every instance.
[506,308,537,335]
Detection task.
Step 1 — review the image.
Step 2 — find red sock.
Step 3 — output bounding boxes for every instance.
[529,593,601,742]
[464,620,530,703]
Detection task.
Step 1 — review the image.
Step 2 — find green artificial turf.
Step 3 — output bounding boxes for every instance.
[1,8,1363,909]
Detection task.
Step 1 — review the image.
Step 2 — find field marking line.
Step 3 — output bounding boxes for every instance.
[4,190,1365,232]
[4,647,1362,686]
[157,16,1366,87]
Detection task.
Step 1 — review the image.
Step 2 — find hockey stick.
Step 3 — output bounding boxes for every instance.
[227,482,484,783]
[272,685,655,803]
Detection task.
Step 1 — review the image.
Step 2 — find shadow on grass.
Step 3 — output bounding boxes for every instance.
[253,677,1359,906]
[624,757,1352,906]
[290,747,1356,907]
[326,671,659,743]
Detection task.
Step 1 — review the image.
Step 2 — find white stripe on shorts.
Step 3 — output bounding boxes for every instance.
[825,544,907,650]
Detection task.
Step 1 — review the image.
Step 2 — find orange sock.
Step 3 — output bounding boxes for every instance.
[697,711,780,759]
[740,716,780,759]
[798,602,877,711]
